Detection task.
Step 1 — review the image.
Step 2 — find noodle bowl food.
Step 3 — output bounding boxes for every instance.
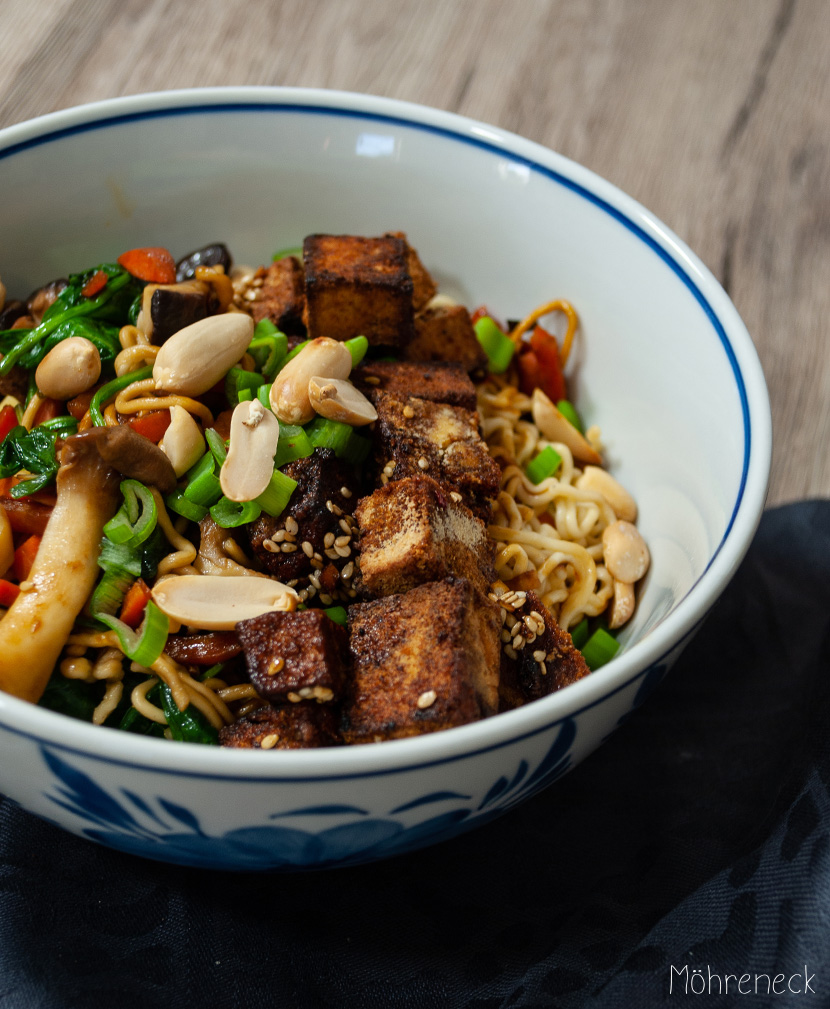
[0,234,649,747]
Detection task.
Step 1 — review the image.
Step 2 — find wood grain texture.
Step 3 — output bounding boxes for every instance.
[0,0,827,505]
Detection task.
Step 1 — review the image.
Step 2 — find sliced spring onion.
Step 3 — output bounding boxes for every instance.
[165,488,208,522]
[306,416,370,465]
[89,365,154,427]
[272,246,302,262]
[274,422,314,468]
[344,335,369,367]
[210,496,262,528]
[324,606,348,626]
[90,569,169,665]
[569,617,590,650]
[182,452,222,508]
[158,683,218,745]
[474,316,515,374]
[204,427,228,466]
[97,538,143,578]
[255,469,298,517]
[581,626,620,671]
[279,339,309,370]
[556,399,584,433]
[525,445,563,484]
[237,387,253,402]
[225,366,263,407]
[36,415,78,435]
[248,322,288,379]
[257,384,273,410]
[104,480,157,548]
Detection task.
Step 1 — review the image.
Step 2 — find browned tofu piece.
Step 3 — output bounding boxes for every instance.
[404,303,488,373]
[248,256,306,336]
[343,578,501,743]
[220,703,341,749]
[372,394,501,517]
[352,360,477,412]
[497,589,590,710]
[235,608,349,703]
[302,233,414,347]
[384,231,436,310]
[247,449,360,595]
[355,475,494,596]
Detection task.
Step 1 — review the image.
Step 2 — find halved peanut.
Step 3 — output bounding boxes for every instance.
[607,578,636,629]
[220,399,280,502]
[35,337,101,401]
[308,376,377,426]
[153,313,254,396]
[531,388,602,465]
[0,503,13,577]
[151,574,298,630]
[576,465,637,522]
[269,338,353,425]
[602,520,650,583]
[161,405,206,477]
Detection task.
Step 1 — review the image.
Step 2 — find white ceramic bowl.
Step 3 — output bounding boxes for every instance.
[0,88,771,870]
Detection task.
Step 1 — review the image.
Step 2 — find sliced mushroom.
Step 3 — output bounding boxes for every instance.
[27,278,67,326]
[78,424,177,493]
[138,279,211,344]
[531,388,602,465]
[175,243,232,282]
[220,399,280,502]
[308,376,377,426]
[152,574,298,630]
[0,435,122,702]
[153,312,254,396]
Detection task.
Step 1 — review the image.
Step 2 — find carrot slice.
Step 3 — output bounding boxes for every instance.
[117,247,176,284]
[128,410,172,443]
[120,578,152,629]
[81,270,109,298]
[13,535,41,582]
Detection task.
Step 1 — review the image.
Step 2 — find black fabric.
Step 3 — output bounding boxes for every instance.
[2,501,829,1008]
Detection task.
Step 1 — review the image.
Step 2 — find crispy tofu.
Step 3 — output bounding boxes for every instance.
[235,608,349,703]
[384,231,436,310]
[248,256,306,336]
[343,578,502,743]
[355,475,494,596]
[497,589,590,710]
[352,360,477,412]
[372,394,501,517]
[303,233,414,347]
[404,303,488,373]
[220,703,341,749]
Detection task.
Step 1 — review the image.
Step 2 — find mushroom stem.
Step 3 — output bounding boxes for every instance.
[0,437,121,703]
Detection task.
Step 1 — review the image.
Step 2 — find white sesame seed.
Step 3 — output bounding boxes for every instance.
[271,529,286,543]
[324,532,335,548]
[334,535,350,548]
[417,690,437,709]
[339,518,352,534]
[533,650,546,663]
[281,543,297,553]
[262,540,279,553]
[301,541,314,557]
[417,456,429,470]
[287,692,301,703]
[260,733,279,749]
[285,517,298,535]
[450,491,463,503]
[341,562,354,580]
[340,486,353,499]
[319,593,334,605]
[335,545,352,558]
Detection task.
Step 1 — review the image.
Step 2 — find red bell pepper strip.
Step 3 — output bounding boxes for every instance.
[117,247,177,284]
[128,410,171,443]
[0,404,18,443]
[119,578,153,630]
[81,270,109,299]
[528,325,567,403]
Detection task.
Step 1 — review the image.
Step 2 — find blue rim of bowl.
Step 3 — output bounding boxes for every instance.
[0,92,766,779]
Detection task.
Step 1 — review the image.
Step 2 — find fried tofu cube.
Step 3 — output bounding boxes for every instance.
[372,394,501,516]
[355,475,494,596]
[235,608,349,703]
[384,231,436,310]
[248,256,306,336]
[497,589,590,710]
[404,303,488,373]
[303,233,414,347]
[352,360,477,412]
[220,703,341,749]
[343,578,502,743]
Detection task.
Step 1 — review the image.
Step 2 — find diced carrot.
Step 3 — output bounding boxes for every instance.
[0,404,18,442]
[517,349,541,397]
[13,534,41,582]
[128,410,171,443]
[117,247,176,284]
[32,398,63,425]
[120,578,152,629]
[0,579,20,607]
[81,269,109,298]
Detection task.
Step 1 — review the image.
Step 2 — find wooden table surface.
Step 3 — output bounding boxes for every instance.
[0,0,827,507]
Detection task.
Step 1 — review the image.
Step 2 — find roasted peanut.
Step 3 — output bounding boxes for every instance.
[152,574,298,630]
[35,337,101,401]
[602,520,650,583]
[269,338,352,425]
[220,399,280,502]
[308,376,377,426]
[160,405,206,477]
[531,388,602,465]
[576,465,637,522]
[607,578,636,629]
[153,312,254,396]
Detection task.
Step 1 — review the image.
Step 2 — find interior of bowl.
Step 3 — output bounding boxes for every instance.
[0,88,769,759]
